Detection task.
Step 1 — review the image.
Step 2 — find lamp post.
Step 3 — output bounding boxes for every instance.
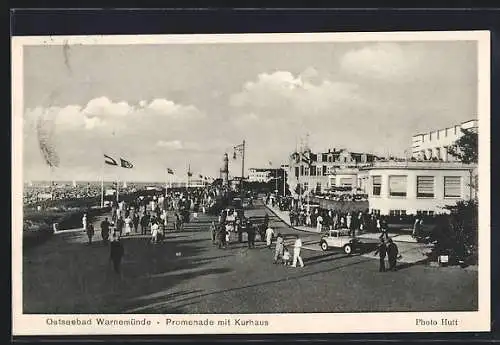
[233,140,246,199]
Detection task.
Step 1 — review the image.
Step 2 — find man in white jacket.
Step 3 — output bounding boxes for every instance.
[291,235,304,267]
[265,226,275,249]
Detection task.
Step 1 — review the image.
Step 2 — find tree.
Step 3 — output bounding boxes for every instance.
[447,128,478,164]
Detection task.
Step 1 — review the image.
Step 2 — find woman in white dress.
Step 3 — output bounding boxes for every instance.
[124,216,132,235]
[82,213,87,231]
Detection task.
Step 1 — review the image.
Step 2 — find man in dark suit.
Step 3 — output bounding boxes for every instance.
[374,238,387,272]
[109,234,124,275]
[100,217,110,243]
[387,238,399,271]
[246,221,256,249]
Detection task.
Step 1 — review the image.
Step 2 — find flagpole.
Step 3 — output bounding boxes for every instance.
[100,159,104,208]
[241,140,245,199]
[116,174,120,204]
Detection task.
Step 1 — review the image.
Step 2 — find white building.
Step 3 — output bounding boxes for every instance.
[328,168,361,191]
[248,168,272,183]
[360,161,476,216]
[411,119,478,161]
[287,147,377,195]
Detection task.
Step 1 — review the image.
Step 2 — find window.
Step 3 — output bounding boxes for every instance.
[444,176,461,198]
[304,167,309,176]
[300,165,304,176]
[389,175,407,197]
[340,177,353,187]
[304,182,309,190]
[310,165,315,176]
[372,176,381,196]
[322,165,327,176]
[316,182,322,193]
[317,166,322,176]
[295,166,299,178]
[417,176,435,198]
[371,209,381,216]
[322,154,327,162]
[389,210,406,216]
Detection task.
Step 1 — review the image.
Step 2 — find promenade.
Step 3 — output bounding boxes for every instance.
[22,200,478,314]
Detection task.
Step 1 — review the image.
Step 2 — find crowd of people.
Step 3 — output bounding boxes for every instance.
[209,206,307,268]
[268,194,432,240]
[79,185,230,275]
[23,183,139,207]
[79,184,412,276]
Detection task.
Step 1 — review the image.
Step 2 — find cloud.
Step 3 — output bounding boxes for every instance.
[83,96,133,117]
[339,43,422,81]
[230,69,360,115]
[156,140,183,150]
[24,97,204,133]
[23,97,208,180]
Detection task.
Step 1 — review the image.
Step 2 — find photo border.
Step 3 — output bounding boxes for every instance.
[11,29,491,336]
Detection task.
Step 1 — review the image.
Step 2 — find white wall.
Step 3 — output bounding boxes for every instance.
[366,167,473,215]
[411,119,478,161]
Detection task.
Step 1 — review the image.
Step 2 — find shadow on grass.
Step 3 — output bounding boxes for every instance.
[23,231,233,314]
[155,255,376,312]
[395,257,431,271]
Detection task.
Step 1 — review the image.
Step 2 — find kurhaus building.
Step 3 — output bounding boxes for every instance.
[287,146,378,195]
[359,161,476,216]
[411,119,478,161]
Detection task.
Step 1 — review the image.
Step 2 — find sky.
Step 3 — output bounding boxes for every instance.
[22,39,478,182]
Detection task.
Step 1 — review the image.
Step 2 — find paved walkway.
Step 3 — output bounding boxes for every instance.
[23,201,478,314]
[264,203,433,264]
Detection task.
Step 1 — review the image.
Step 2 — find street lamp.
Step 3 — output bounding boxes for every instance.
[233,140,246,198]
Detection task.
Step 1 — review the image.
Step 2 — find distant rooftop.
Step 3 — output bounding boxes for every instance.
[412,119,478,137]
[360,161,476,170]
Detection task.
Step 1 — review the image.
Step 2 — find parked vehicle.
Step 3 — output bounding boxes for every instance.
[242,197,253,209]
[319,229,363,255]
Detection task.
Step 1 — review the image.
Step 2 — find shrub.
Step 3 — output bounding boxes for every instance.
[425,200,478,265]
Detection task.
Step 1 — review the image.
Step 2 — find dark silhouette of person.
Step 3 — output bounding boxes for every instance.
[218,227,227,249]
[116,216,124,236]
[86,223,95,245]
[109,234,124,274]
[100,217,110,243]
[133,213,140,233]
[247,221,256,248]
[374,239,387,272]
[387,238,399,271]
[140,213,150,235]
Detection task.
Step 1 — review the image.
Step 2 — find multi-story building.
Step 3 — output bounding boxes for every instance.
[411,119,478,161]
[248,168,273,183]
[359,161,476,216]
[287,147,378,195]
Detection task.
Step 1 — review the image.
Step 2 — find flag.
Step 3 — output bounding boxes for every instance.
[187,172,193,177]
[301,152,312,166]
[104,154,118,166]
[269,161,272,166]
[120,158,134,169]
[167,168,174,174]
